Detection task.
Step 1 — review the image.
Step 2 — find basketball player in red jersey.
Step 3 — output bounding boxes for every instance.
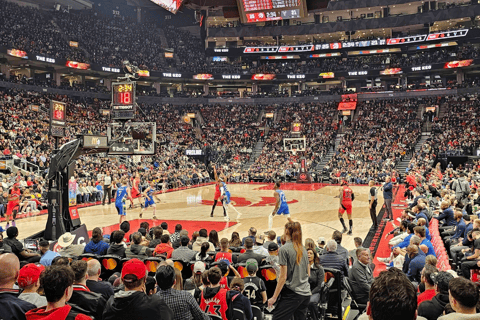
[210,165,227,218]
[339,180,355,235]
[5,183,21,228]
[130,173,142,208]
[200,267,229,319]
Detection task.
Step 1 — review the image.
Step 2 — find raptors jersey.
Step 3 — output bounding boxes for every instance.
[342,186,353,203]
[200,288,228,320]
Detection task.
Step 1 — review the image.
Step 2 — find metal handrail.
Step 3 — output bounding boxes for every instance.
[16,158,40,174]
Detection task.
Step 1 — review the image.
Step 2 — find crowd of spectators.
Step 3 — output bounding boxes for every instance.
[3,210,480,320]
[0,0,85,62]
[53,10,167,70]
[324,98,422,183]
[432,94,480,156]
[1,0,480,78]
[248,102,338,181]
[199,104,260,173]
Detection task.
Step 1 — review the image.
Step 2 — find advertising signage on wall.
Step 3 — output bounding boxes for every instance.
[244,47,279,53]
[411,65,432,71]
[427,29,468,41]
[380,68,402,75]
[319,72,334,79]
[252,74,276,80]
[387,35,426,45]
[444,59,473,69]
[278,45,314,52]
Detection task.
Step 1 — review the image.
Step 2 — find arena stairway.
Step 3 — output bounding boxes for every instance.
[243,140,265,169]
[316,134,343,171]
[395,133,431,175]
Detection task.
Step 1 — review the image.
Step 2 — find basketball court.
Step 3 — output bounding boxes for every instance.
[16,183,383,252]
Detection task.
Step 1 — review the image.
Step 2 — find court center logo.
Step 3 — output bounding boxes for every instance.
[201,197,298,207]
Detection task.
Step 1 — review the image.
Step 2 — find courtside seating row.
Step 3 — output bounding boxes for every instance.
[77,253,278,284]
[76,254,357,320]
[429,219,451,271]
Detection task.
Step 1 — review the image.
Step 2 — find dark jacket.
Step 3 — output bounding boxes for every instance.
[319,251,349,278]
[103,290,174,320]
[107,244,126,258]
[237,250,265,265]
[406,251,426,283]
[0,241,12,253]
[308,264,325,295]
[435,207,456,227]
[336,244,349,263]
[451,219,466,240]
[349,261,373,304]
[125,244,148,259]
[0,289,36,320]
[86,280,114,301]
[229,290,253,320]
[69,285,106,320]
[418,293,449,320]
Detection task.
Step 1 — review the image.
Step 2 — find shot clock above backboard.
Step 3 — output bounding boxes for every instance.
[111,82,136,120]
[50,100,66,137]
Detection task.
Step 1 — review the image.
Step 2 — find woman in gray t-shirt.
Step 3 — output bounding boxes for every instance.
[268,219,311,320]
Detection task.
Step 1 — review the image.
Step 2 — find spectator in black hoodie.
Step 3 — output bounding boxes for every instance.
[107,230,126,258]
[103,258,174,320]
[417,271,454,320]
[229,278,254,320]
[69,260,106,320]
[126,232,148,259]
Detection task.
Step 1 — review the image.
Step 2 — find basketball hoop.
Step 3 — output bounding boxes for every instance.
[292,149,297,156]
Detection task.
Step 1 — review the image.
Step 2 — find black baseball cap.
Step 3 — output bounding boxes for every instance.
[268,242,279,251]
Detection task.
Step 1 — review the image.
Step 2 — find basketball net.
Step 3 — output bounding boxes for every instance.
[292,149,297,156]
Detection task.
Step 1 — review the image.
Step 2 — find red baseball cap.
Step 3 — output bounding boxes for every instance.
[121,259,147,282]
[17,264,45,288]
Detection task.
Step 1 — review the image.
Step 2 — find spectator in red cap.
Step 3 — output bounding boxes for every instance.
[25,265,92,320]
[103,258,174,320]
[18,264,47,308]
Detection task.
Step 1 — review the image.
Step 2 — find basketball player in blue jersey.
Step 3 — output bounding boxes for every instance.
[215,167,242,221]
[140,181,160,220]
[268,182,291,231]
[115,178,133,225]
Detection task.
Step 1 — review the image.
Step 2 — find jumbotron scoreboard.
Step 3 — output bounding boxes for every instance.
[111,82,136,120]
[237,0,307,23]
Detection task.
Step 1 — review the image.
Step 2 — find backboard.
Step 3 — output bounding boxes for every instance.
[107,122,156,155]
[283,137,306,154]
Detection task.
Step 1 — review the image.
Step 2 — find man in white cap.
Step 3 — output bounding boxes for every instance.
[193,261,206,274]
[58,232,84,257]
[317,237,326,255]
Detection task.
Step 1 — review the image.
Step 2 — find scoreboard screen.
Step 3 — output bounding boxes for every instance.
[237,0,306,23]
[111,82,136,120]
[243,0,300,11]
